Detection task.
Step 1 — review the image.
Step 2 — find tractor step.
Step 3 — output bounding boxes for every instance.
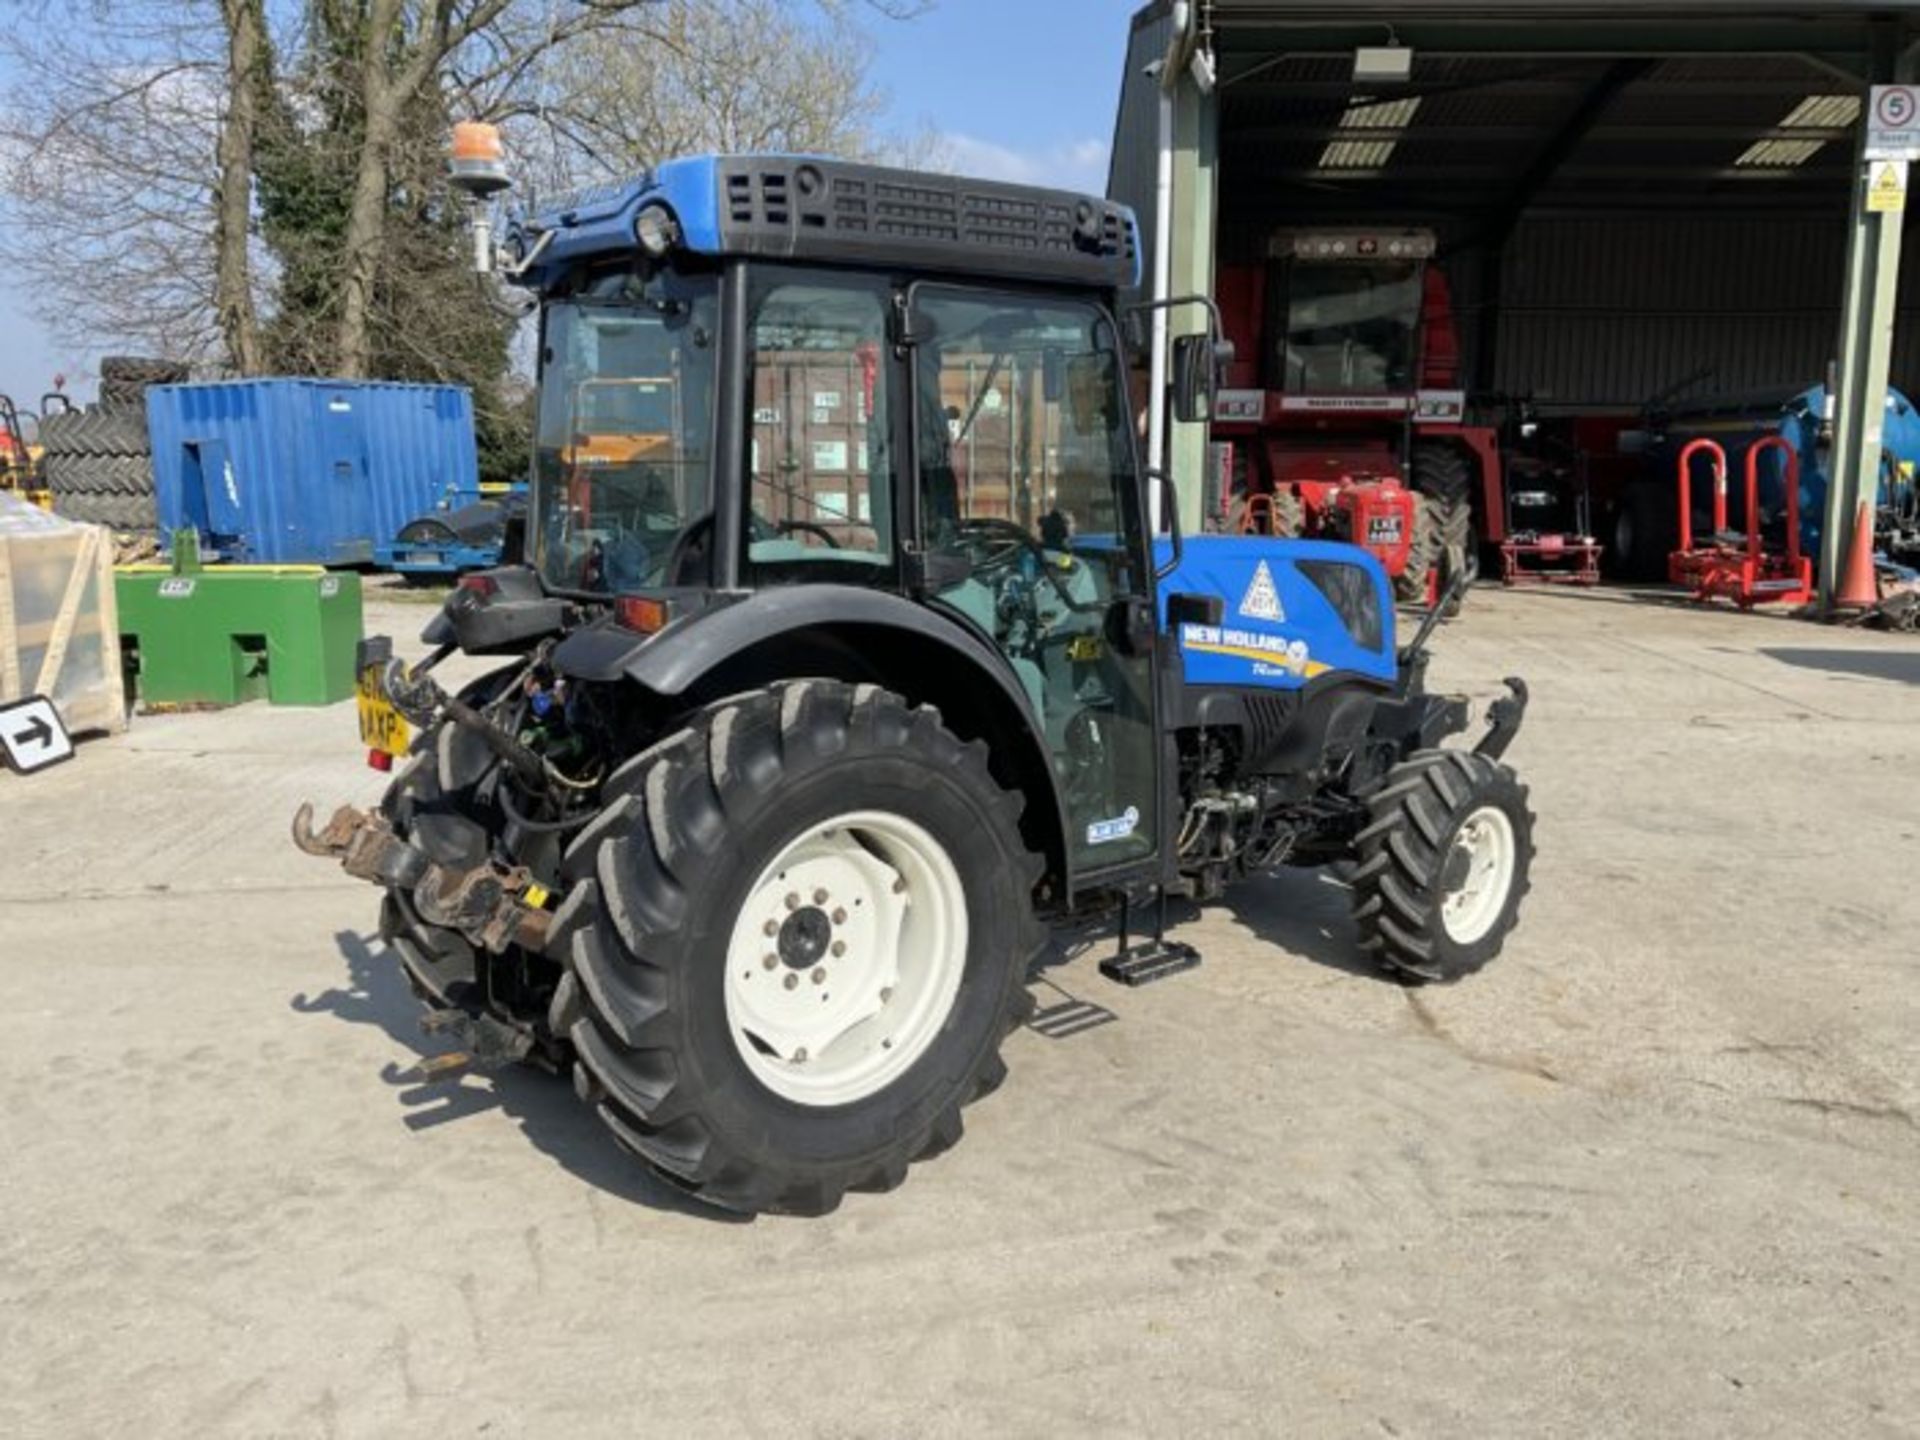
[1099,938,1202,987]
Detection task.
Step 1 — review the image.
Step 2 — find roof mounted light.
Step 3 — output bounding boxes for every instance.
[448,121,511,200]
[634,203,680,257]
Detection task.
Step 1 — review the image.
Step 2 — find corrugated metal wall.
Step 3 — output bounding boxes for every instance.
[1473,214,1920,408]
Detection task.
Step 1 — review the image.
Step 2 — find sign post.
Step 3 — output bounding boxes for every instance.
[1825,77,1918,612]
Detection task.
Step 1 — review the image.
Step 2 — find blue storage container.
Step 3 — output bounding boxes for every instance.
[146,379,480,566]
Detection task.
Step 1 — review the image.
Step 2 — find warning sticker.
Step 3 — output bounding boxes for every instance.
[1239,560,1285,622]
[1870,160,1908,214]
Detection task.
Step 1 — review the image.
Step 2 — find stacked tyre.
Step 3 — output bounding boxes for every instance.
[41,356,187,533]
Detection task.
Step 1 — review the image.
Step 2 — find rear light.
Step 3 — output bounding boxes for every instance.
[458,573,498,597]
[367,748,394,772]
[615,595,671,633]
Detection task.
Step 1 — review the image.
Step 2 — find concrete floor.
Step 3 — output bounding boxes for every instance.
[4,584,1918,1437]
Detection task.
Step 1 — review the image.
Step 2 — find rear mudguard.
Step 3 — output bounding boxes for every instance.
[547,585,1076,896]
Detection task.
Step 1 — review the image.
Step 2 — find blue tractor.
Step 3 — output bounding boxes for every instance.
[296,152,1533,1215]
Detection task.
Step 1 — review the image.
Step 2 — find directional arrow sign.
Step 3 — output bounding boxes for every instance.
[0,695,75,775]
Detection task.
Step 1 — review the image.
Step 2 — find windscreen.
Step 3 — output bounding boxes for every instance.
[1278,260,1422,395]
[533,268,717,593]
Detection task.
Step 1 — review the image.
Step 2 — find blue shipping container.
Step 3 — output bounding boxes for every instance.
[146,379,480,566]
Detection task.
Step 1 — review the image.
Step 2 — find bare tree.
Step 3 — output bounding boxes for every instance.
[0,0,924,381]
[0,2,232,365]
[517,0,887,189]
[215,0,271,374]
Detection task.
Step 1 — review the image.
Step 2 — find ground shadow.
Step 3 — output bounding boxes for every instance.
[1034,867,1402,988]
[291,930,750,1222]
[1760,647,1920,687]
[1214,864,1409,984]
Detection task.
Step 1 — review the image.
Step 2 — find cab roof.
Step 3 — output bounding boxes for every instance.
[510,154,1141,293]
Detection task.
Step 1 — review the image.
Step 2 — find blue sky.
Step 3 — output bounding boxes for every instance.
[0,0,1138,408]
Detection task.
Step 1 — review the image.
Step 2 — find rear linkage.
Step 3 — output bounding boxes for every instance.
[292,647,557,960]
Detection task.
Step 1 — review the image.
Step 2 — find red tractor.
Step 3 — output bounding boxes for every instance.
[1210,229,1501,607]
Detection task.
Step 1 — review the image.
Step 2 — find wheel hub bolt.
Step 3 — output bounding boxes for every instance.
[830,940,846,957]
[783,973,799,991]
[831,907,847,925]
[813,887,829,904]
[763,954,778,970]
[763,918,778,937]
[811,967,826,984]
[785,892,800,910]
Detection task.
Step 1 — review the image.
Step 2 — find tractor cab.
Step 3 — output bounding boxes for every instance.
[471,155,1171,880]
[1268,230,1433,401]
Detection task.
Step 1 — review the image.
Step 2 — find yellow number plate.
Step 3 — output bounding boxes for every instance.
[356,663,410,757]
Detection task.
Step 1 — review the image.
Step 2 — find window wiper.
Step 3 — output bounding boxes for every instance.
[952,351,1010,446]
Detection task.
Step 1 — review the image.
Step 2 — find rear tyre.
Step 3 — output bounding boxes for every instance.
[375,664,553,1034]
[1349,749,1533,984]
[556,680,1044,1216]
[99,356,189,386]
[1607,482,1676,581]
[1410,443,1477,613]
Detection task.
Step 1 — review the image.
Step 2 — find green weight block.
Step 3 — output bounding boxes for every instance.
[115,564,362,707]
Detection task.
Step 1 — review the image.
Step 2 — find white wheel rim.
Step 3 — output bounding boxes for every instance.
[722,809,968,1107]
[1439,804,1516,945]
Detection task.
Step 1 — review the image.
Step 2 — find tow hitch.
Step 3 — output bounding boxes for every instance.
[292,801,552,954]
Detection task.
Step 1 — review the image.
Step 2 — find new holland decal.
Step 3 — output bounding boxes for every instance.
[1179,623,1328,681]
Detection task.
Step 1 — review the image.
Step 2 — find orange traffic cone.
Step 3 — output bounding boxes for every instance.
[1834,499,1880,609]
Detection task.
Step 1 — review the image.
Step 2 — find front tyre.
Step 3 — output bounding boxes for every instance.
[1349,750,1534,983]
[557,680,1044,1215]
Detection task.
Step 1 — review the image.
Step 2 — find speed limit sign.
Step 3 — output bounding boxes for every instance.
[1868,85,1920,161]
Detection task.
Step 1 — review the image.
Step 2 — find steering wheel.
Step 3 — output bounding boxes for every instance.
[951,516,1039,570]
[949,516,1104,615]
[777,519,842,549]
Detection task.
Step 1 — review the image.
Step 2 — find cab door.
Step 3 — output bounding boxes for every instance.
[907,285,1160,876]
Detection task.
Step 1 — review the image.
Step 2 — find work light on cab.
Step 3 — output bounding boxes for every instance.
[633,203,679,256]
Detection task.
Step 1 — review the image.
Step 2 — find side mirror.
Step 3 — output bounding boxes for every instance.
[1171,334,1234,424]
[1171,334,1213,423]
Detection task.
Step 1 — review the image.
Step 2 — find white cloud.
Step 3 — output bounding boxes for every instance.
[926,133,1111,195]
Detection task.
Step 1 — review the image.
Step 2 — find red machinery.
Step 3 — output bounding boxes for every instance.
[1502,530,1601,586]
[1492,399,1603,586]
[1211,230,1502,604]
[1231,473,1418,578]
[1667,436,1812,608]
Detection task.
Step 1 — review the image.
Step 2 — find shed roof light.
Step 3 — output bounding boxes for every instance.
[1318,95,1423,171]
[1735,94,1860,169]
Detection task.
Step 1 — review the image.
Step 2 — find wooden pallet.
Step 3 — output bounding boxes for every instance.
[0,509,126,737]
